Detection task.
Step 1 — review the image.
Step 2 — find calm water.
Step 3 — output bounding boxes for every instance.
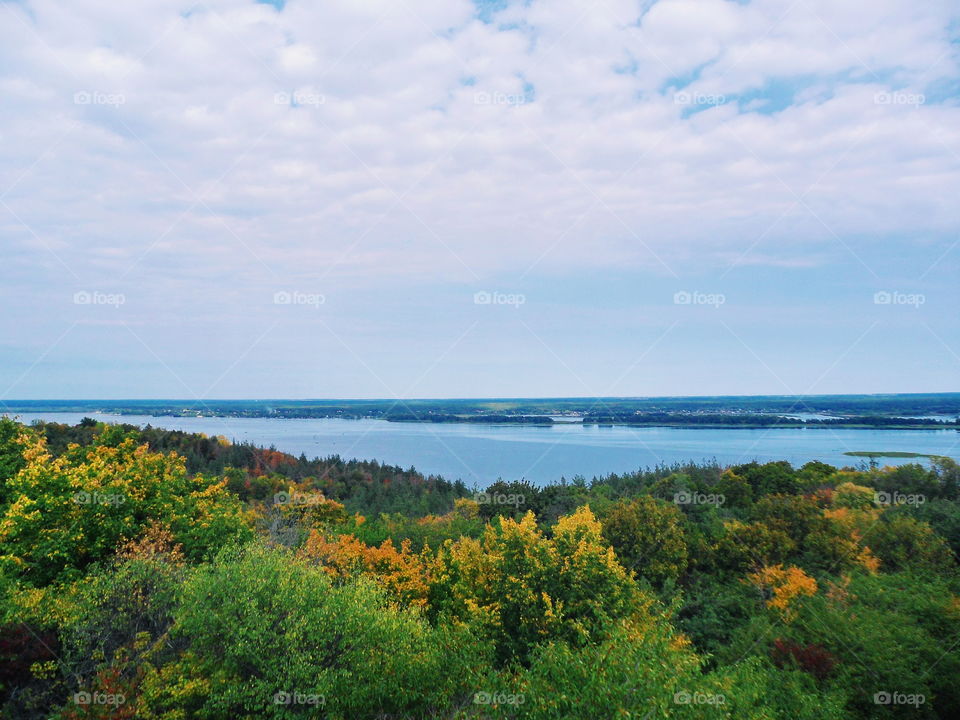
[8,412,959,487]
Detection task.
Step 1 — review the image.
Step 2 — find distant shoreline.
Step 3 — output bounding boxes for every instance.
[5,394,958,430]
[7,409,957,431]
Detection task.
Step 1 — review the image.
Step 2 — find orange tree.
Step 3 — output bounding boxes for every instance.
[300,531,434,608]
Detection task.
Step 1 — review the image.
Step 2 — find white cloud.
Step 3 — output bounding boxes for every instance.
[0,0,957,296]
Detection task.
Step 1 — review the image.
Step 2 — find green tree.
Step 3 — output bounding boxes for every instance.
[484,619,844,720]
[774,571,960,719]
[138,544,486,719]
[601,496,688,587]
[0,418,28,505]
[733,461,799,497]
[867,515,954,573]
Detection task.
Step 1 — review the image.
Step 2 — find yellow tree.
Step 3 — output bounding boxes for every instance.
[432,507,642,665]
[0,433,252,586]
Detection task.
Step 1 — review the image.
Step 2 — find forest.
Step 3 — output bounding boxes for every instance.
[1,417,958,719]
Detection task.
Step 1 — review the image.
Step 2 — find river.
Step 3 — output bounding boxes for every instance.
[7,412,958,487]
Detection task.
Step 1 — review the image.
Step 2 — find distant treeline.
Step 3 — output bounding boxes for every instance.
[385,412,958,427]
[5,392,960,419]
[580,412,958,427]
[385,413,553,424]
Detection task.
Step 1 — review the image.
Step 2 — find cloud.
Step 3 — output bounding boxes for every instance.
[0,0,957,396]
[2,0,957,283]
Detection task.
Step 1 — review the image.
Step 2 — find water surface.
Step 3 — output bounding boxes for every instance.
[9,412,958,487]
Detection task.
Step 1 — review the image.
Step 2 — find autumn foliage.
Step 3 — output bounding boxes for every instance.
[301,532,433,607]
[748,564,818,619]
[0,420,958,719]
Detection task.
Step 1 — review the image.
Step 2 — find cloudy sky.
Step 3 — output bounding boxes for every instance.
[1,0,958,400]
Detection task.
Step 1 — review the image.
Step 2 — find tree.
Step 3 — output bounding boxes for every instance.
[747,564,818,620]
[733,461,799,497]
[0,434,252,586]
[601,496,688,587]
[714,520,794,574]
[137,544,487,719]
[867,515,954,573]
[714,469,753,508]
[493,619,844,720]
[55,531,187,720]
[832,481,875,510]
[0,418,28,505]
[433,507,640,665]
[300,531,433,608]
[751,494,821,546]
[771,571,960,719]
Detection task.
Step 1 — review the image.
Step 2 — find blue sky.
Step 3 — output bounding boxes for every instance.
[0,0,958,399]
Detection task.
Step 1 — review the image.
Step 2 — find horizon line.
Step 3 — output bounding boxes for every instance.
[4,391,959,403]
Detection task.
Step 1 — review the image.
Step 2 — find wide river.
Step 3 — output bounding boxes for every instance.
[8,412,959,487]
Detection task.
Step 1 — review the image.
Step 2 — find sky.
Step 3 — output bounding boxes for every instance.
[0,0,958,400]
